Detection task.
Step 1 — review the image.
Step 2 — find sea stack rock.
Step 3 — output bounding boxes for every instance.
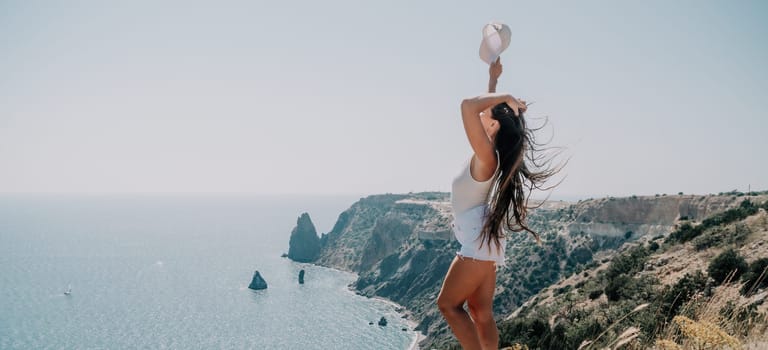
[378,316,388,326]
[248,270,268,290]
[288,213,321,263]
[298,269,305,284]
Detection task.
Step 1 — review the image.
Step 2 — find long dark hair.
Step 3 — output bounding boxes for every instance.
[477,102,565,253]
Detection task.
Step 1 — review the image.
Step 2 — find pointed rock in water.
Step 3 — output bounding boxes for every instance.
[298,269,305,284]
[248,270,268,290]
[378,316,387,326]
[287,213,321,263]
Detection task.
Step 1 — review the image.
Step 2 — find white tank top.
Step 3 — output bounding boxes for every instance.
[450,152,500,215]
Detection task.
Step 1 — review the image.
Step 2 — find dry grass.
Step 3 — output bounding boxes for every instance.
[671,315,740,349]
[651,270,767,349]
[578,304,648,350]
[500,344,529,350]
[500,205,768,350]
[595,221,768,350]
[655,339,683,350]
[576,270,768,350]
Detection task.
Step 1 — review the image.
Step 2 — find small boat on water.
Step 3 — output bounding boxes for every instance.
[64,284,72,296]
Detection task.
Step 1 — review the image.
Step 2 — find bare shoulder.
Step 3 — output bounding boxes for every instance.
[469,153,498,182]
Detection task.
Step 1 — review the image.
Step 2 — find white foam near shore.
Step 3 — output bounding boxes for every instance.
[370,295,426,350]
[408,332,427,350]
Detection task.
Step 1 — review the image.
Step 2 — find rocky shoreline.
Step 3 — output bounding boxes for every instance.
[285,191,768,348]
[284,257,424,349]
[368,295,425,350]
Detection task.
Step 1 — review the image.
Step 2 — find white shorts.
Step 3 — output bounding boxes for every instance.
[451,205,506,268]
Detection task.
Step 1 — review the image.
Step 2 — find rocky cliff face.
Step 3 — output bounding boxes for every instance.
[565,194,748,238]
[299,192,460,339]
[291,191,768,349]
[490,197,768,350]
[314,193,452,273]
[488,194,768,333]
[287,213,322,263]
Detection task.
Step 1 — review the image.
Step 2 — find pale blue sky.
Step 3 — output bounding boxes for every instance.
[1,0,766,198]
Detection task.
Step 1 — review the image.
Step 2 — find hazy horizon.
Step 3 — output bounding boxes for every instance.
[2,1,766,197]
[1,190,762,204]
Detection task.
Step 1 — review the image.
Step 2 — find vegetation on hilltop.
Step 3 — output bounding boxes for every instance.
[299,191,768,349]
[486,199,768,350]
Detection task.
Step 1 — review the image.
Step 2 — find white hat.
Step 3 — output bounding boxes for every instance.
[479,22,511,65]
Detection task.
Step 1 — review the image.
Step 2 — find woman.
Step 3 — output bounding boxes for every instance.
[436,58,560,350]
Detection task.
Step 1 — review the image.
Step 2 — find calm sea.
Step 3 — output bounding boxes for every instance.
[0,194,417,349]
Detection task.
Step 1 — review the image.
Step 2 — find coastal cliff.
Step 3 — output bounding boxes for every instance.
[312,193,454,273]
[288,213,322,262]
[493,196,768,349]
[287,192,459,339]
[287,190,768,349]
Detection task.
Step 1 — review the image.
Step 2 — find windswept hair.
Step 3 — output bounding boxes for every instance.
[477,102,566,253]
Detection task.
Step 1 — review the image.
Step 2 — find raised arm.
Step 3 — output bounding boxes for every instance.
[488,57,502,93]
[460,93,521,166]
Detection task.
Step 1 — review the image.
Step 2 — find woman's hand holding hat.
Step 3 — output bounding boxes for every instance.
[489,57,503,81]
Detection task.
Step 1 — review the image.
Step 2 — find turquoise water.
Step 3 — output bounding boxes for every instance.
[0,195,417,349]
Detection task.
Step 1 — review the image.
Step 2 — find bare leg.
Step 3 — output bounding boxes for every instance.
[467,265,499,350]
[437,255,496,350]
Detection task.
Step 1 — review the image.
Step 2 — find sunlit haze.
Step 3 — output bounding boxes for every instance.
[1,1,766,198]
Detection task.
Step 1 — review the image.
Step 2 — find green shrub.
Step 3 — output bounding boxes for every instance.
[648,241,660,252]
[692,231,722,251]
[605,246,649,280]
[555,285,573,295]
[720,301,764,338]
[658,270,708,321]
[666,222,703,243]
[693,223,751,251]
[603,275,658,303]
[564,318,603,349]
[701,199,758,228]
[588,289,603,300]
[542,323,569,350]
[708,249,748,285]
[605,274,633,301]
[501,314,606,350]
[667,200,760,244]
[498,317,550,349]
[568,247,593,266]
[730,223,752,244]
[740,257,768,295]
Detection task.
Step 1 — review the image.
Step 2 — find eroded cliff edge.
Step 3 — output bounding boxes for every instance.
[287,191,768,348]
